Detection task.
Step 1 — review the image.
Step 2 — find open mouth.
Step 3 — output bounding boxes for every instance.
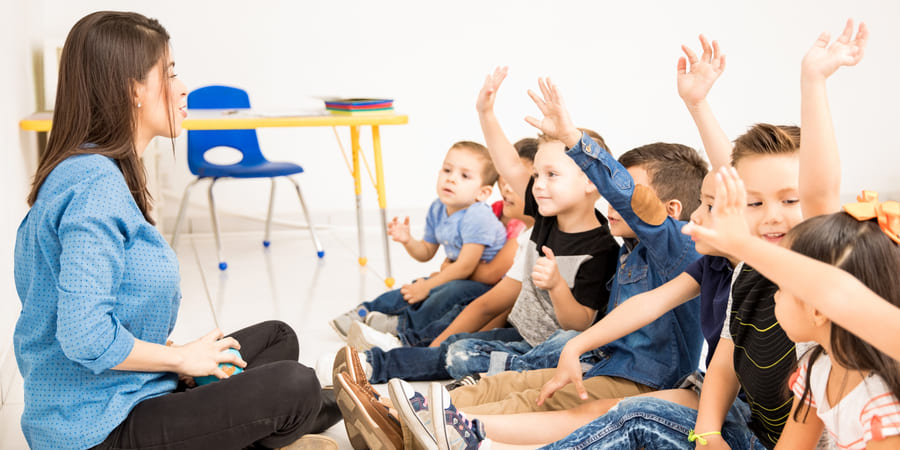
[761,232,785,243]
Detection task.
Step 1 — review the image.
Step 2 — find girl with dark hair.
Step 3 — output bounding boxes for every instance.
[684,168,900,449]
[14,11,338,449]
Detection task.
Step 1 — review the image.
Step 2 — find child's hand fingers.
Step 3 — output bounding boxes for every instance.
[677,56,687,75]
[682,45,700,66]
[526,89,547,113]
[524,115,542,130]
[699,34,712,61]
[837,18,854,44]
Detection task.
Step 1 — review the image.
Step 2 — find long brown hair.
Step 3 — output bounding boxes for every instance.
[28,11,173,224]
[789,212,900,421]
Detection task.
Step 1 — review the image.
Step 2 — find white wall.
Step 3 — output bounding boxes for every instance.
[27,0,900,228]
[4,0,900,384]
[1,0,41,401]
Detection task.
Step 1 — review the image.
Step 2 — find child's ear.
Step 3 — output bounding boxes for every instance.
[665,199,683,220]
[476,185,493,202]
[583,176,597,195]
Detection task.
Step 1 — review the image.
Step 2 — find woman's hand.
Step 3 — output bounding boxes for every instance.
[173,329,246,379]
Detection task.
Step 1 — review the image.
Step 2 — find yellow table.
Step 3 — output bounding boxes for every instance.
[20,110,409,287]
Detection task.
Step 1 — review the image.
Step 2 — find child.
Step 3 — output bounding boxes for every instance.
[351,138,539,349]
[330,141,507,343]
[689,169,900,450]
[503,21,867,450]
[448,69,708,416]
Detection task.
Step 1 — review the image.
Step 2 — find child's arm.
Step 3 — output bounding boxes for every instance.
[389,216,439,262]
[692,337,741,449]
[685,167,900,363]
[534,246,597,332]
[774,398,824,450]
[678,35,732,170]
[401,243,485,303]
[799,19,868,218]
[477,66,532,198]
[429,277,522,347]
[537,272,701,403]
[467,238,518,285]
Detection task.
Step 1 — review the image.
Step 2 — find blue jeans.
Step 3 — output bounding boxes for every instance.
[540,396,765,450]
[445,329,588,380]
[398,303,466,347]
[365,328,523,384]
[362,280,491,337]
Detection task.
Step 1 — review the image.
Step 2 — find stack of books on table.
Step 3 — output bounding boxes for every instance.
[324,98,394,115]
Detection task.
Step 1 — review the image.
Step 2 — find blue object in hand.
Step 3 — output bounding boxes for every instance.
[194,348,244,386]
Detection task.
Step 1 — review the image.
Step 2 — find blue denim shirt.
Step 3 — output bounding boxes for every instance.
[567,133,703,389]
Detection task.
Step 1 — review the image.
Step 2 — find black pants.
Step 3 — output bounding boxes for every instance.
[93,321,331,449]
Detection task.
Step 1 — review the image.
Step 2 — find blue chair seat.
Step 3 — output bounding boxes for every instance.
[197,161,305,179]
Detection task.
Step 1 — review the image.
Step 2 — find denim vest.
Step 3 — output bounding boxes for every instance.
[567,135,703,389]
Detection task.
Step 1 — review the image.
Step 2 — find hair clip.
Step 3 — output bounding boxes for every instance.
[843,190,900,245]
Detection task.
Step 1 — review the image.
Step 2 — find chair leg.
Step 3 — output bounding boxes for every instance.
[207,178,227,270]
[287,177,324,258]
[264,178,277,248]
[171,178,203,249]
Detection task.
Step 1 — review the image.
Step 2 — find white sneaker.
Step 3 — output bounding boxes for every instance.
[348,320,403,351]
[365,311,400,336]
[315,352,337,387]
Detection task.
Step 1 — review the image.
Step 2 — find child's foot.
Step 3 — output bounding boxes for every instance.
[388,378,438,450]
[335,372,403,450]
[330,306,369,340]
[444,373,481,392]
[365,311,400,336]
[429,382,489,450]
[348,321,403,351]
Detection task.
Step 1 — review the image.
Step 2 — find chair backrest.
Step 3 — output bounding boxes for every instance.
[187,85,267,176]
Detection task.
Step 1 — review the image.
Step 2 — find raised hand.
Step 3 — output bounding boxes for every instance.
[174,329,246,379]
[524,78,581,147]
[537,344,588,405]
[401,278,430,304]
[532,246,562,291]
[802,19,868,81]
[476,66,509,114]
[681,167,753,256]
[677,34,726,108]
[387,216,412,244]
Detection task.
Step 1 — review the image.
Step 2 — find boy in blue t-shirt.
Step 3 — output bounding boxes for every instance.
[330,141,507,341]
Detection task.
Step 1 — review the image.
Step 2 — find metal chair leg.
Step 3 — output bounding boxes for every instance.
[171,178,202,249]
[287,177,324,258]
[263,178,277,248]
[207,178,227,270]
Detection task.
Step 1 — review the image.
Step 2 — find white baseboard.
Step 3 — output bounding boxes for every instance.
[0,342,16,406]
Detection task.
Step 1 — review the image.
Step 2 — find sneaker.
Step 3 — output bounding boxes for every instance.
[348,321,403,351]
[444,373,481,392]
[430,382,488,450]
[330,306,369,340]
[388,378,438,450]
[335,372,403,450]
[276,434,338,450]
[365,311,400,336]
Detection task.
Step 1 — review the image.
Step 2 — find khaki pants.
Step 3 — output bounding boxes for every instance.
[450,368,655,415]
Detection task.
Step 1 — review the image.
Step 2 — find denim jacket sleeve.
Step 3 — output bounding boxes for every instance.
[566,132,694,277]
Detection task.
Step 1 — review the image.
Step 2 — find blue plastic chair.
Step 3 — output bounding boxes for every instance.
[170,85,324,270]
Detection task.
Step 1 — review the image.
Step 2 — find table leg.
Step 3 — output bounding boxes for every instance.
[371,126,394,288]
[350,125,367,267]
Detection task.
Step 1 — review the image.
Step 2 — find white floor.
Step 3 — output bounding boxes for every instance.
[0,221,442,449]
